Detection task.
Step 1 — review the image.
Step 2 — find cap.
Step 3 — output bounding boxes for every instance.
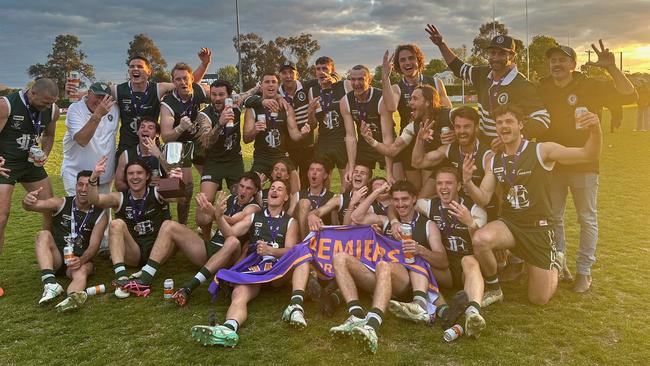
[89,82,111,96]
[279,61,297,72]
[487,35,516,53]
[545,45,577,60]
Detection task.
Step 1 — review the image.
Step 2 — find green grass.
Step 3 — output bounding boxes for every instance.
[1,106,649,365]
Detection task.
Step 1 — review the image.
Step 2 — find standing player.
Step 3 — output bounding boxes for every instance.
[0,78,59,255]
[24,170,107,312]
[340,65,396,184]
[160,62,209,225]
[463,104,602,306]
[114,118,165,191]
[425,24,550,146]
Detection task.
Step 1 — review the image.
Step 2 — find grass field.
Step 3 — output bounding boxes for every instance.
[1,106,649,365]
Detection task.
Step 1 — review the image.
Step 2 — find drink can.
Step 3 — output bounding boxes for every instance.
[441,126,451,135]
[270,112,278,119]
[67,71,81,102]
[575,107,589,129]
[225,98,233,107]
[63,245,75,265]
[230,91,240,103]
[163,279,174,299]
[30,146,46,167]
[443,324,464,342]
[401,223,415,264]
[257,114,266,123]
[86,284,106,296]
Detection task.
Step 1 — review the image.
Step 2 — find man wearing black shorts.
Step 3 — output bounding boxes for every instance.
[463,104,602,306]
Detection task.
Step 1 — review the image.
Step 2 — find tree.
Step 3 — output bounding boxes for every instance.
[527,35,559,81]
[27,34,94,95]
[422,58,448,78]
[371,65,401,88]
[215,65,240,91]
[234,33,321,89]
[126,34,170,82]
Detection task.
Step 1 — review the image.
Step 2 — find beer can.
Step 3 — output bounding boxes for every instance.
[575,107,589,129]
[401,223,415,264]
[441,126,451,135]
[225,98,235,128]
[63,245,75,265]
[163,279,174,299]
[86,284,106,296]
[31,148,46,167]
[270,112,278,119]
[257,114,266,123]
[67,71,81,102]
[230,91,240,103]
[443,324,464,342]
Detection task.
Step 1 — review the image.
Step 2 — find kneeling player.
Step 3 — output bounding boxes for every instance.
[190,180,310,347]
[23,170,107,311]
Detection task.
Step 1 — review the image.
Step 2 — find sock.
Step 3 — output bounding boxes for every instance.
[436,304,449,319]
[365,308,384,332]
[347,300,365,319]
[41,269,56,285]
[223,319,239,333]
[485,274,501,291]
[184,267,212,292]
[113,263,127,279]
[140,259,160,285]
[412,290,427,310]
[466,301,481,315]
[290,290,305,305]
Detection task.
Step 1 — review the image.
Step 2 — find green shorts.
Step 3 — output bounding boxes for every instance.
[500,218,560,271]
[315,141,348,169]
[178,141,196,168]
[192,143,205,166]
[201,158,244,190]
[447,254,465,289]
[0,161,48,185]
[205,235,226,258]
[252,154,286,179]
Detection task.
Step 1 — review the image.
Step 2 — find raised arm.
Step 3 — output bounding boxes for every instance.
[411,120,447,168]
[114,152,128,192]
[192,48,212,82]
[351,183,387,225]
[73,96,115,147]
[22,187,64,213]
[380,50,400,113]
[425,24,460,66]
[462,153,496,208]
[340,96,358,184]
[379,101,395,181]
[88,156,121,209]
[540,111,602,166]
[586,40,635,96]
[360,121,407,158]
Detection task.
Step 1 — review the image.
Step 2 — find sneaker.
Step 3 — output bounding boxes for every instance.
[573,274,592,293]
[113,278,151,297]
[190,324,239,347]
[330,315,367,336]
[39,283,64,305]
[481,288,504,308]
[351,324,379,354]
[464,311,486,338]
[440,290,470,329]
[389,300,429,324]
[55,291,87,313]
[172,287,191,307]
[282,304,307,328]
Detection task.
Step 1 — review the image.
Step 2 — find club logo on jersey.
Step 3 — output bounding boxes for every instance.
[446,235,468,253]
[506,185,530,209]
[15,134,32,150]
[497,92,509,105]
[255,222,263,228]
[11,118,23,130]
[224,133,236,151]
[134,220,154,236]
[108,114,114,122]
[265,129,281,148]
[496,36,505,44]
[297,91,306,102]
[567,94,578,106]
[324,111,340,129]
[493,167,505,174]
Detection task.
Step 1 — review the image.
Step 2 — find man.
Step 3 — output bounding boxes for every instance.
[463,104,602,306]
[0,78,59,254]
[160,62,210,225]
[360,84,453,193]
[296,159,335,238]
[114,119,165,191]
[309,56,352,190]
[116,172,262,304]
[243,73,310,182]
[381,44,452,186]
[540,41,636,292]
[195,80,244,240]
[88,156,175,298]
[62,82,119,195]
[335,181,447,353]
[190,180,311,347]
[23,170,108,312]
[340,65,396,183]
[426,24,550,145]
[112,50,211,155]
[257,159,301,213]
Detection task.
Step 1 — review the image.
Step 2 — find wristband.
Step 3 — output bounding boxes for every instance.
[89,177,99,186]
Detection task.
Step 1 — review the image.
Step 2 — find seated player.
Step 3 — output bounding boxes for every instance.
[334,181,448,353]
[296,158,335,238]
[190,180,311,347]
[257,159,300,214]
[116,172,261,304]
[114,118,165,191]
[23,170,108,312]
[87,156,175,298]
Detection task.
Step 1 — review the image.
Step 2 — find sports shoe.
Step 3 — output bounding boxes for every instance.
[39,283,64,305]
[481,288,504,308]
[389,300,429,324]
[55,291,87,313]
[573,274,592,293]
[282,304,307,328]
[190,325,239,347]
[330,315,367,336]
[440,290,470,329]
[351,324,378,354]
[464,311,486,338]
[113,278,151,297]
[172,287,191,307]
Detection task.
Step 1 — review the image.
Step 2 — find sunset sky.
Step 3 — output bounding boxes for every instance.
[1,0,649,88]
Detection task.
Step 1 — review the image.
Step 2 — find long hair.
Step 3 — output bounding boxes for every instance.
[415,84,442,122]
